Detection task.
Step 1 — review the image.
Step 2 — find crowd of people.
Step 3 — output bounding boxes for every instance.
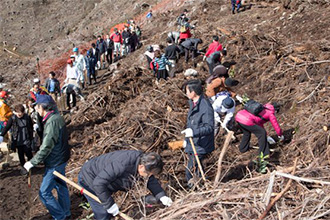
[0,5,286,220]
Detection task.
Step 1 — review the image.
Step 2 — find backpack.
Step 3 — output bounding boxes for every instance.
[180,25,187,33]
[244,100,264,116]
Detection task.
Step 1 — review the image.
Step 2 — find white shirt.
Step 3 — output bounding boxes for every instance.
[74,54,86,73]
[212,95,235,126]
[65,65,80,82]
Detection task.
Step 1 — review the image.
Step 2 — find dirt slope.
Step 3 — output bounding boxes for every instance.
[1,0,329,219]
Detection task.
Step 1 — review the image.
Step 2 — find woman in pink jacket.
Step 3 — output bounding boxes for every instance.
[235,102,284,159]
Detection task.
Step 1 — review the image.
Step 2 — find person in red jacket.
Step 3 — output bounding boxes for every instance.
[110,28,123,61]
[235,102,284,173]
[179,18,193,43]
[203,35,223,61]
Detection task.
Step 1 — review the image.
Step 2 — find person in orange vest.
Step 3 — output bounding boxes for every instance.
[0,91,13,132]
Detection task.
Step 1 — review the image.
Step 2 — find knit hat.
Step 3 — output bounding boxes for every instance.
[222,97,234,109]
[224,78,239,87]
[212,65,228,77]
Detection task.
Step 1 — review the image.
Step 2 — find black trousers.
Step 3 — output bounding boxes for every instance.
[184,48,197,63]
[66,92,76,109]
[238,123,269,156]
[106,48,113,64]
[17,145,33,166]
[156,69,168,81]
[186,153,206,182]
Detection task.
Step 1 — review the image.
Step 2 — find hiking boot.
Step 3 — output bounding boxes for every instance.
[20,167,28,176]
[232,10,235,14]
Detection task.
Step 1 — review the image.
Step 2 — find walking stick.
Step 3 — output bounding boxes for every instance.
[53,171,133,220]
[188,137,206,181]
[27,170,32,220]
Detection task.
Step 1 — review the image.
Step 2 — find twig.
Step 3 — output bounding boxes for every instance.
[258,158,298,220]
[275,172,330,185]
[297,77,325,104]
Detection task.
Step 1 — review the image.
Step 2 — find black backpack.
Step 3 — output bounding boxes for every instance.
[244,100,265,116]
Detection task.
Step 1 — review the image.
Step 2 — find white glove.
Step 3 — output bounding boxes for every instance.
[0,136,3,143]
[160,196,173,207]
[278,135,284,142]
[236,95,243,103]
[107,203,119,216]
[33,124,39,131]
[203,56,206,61]
[171,63,175,68]
[183,140,187,148]
[24,161,33,172]
[105,51,108,55]
[181,128,193,138]
[267,136,276,144]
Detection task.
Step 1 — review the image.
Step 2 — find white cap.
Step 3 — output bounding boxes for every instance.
[33,78,40,83]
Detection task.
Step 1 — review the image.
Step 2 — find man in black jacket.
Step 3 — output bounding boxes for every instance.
[45,71,61,101]
[181,80,214,187]
[165,38,181,77]
[180,38,203,64]
[78,150,172,219]
[96,36,107,69]
[121,27,131,56]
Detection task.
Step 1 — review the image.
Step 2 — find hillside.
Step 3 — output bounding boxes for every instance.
[0,0,329,219]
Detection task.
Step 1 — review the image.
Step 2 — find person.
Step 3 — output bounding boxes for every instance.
[105,35,114,65]
[65,58,81,88]
[177,9,188,26]
[72,47,86,89]
[61,83,84,110]
[0,91,12,132]
[129,31,139,53]
[84,50,97,85]
[203,36,223,65]
[205,65,237,102]
[167,31,180,44]
[78,150,173,219]
[181,80,214,188]
[146,10,152,21]
[110,28,123,61]
[45,71,61,101]
[0,104,33,175]
[164,38,181,77]
[89,43,100,69]
[144,46,155,70]
[28,80,49,102]
[23,95,71,220]
[231,0,241,14]
[212,94,235,135]
[206,51,222,74]
[235,102,284,173]
[179,18,194,43]
[121,27,131,56]
[96,36,107,69]
[180,38,203,64]
[150,50,171,84]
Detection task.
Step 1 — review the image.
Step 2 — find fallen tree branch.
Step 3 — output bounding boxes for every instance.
[258,158,298,220]
[275,172,330,186]
[297,77,325,104]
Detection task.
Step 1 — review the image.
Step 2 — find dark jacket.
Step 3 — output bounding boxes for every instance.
[105,38,114,50]
[79,150,166,210]
[1,114,33,147]
[96,39,107,54]
[165,44,181,60]
[89,47,100,61]
[181,38,202,51]
[185,95,215,154]
[122,30,131,45]
[45,78,61,94]
[30,112,70,167]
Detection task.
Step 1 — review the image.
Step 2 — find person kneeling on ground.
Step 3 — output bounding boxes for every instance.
[235,101,284,173]
[0,104,34,175]
[212,93,236,136]
[78,150,173,219]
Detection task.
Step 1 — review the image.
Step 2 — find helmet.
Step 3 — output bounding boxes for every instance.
[67,59,73,64]
[0,91,8,99]
[73,47,79,52]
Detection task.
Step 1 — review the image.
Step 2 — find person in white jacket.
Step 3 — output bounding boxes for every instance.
[72,47,86,89]
[65,59,81,88]
[212,93,235,135]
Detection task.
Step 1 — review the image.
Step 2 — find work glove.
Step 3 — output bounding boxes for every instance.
[181,128,193,138]
[202,56,206,61]
[160,196,173,207]
[267,136,276,144]
[236,95,243,103]
[107,203,119,216]
[0,136,3,143]
[33,124,39,131]
[23,161,33,172]
[105,51,108,55]
[183,140,187,148]
[171,63,175,68]
[278,135,284,142]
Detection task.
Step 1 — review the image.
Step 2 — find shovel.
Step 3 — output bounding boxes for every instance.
[53,171,133,220]
[27,170,32,220]
[189,137,206,182]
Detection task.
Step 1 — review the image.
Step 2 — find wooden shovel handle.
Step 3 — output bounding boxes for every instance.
[53,171,133,220]
[189,137,206,181]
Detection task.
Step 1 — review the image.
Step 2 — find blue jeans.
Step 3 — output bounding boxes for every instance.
[39,162,71,220]
[78,174,112,220]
